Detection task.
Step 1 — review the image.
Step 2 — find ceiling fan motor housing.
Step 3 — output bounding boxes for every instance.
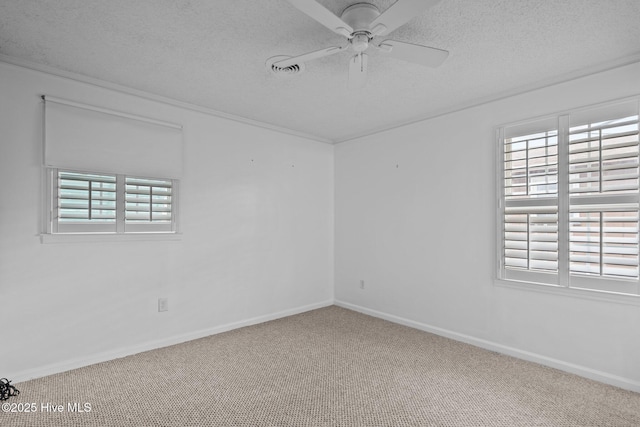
[341,3,380,53]
[341,3,380,35]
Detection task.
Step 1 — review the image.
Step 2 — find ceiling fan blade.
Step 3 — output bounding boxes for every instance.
[348,53,368,89]
[370,0,442,36]
[273,45,347,68]
[286,0,353,37]
[377,39,448,67]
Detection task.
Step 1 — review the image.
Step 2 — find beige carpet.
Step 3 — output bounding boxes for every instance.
[2,306,639,426]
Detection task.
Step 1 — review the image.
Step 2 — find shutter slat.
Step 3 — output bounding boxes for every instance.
[569,130,639,146]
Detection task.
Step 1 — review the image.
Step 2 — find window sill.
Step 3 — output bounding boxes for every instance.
[494,278,640,306]
[40,232,182,244]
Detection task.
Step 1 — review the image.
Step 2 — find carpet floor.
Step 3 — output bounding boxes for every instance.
[2,306,639,426]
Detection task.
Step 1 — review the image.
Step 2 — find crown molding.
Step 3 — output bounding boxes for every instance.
[334,52,640,144]
[3,51,640,146]
[0,53,334,145]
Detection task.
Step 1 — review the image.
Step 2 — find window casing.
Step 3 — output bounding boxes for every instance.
[497,98,640,296]
[47,169,177,235]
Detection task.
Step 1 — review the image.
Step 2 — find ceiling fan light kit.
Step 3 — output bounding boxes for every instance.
[270,0,449,88]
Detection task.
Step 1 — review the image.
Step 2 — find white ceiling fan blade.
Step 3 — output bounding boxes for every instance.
[286,0,353,37]
[274,46,347,68]
[370,0,442,36]
[377,40,448,67]
[348,53,368,89]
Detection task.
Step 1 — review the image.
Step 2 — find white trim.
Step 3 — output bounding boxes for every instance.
[495,127,505,280]
[335,55,640,144]
[494,278,640,306]
[495,94,640,135]
[9,300,333,383]
[557,115,570,287]
[334,300,640,393]
[9,298,640,391]
[40,232,183,244]
[3,53,640,145]
[0,54,333,145]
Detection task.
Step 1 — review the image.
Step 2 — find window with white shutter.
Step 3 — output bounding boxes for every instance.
[498,98,640,297]
[125,177,173,232]
[501,120,560,285]
[568,109,639,292]
[47,170,177,236]
[55,171,117,233]
[41,96,182,242]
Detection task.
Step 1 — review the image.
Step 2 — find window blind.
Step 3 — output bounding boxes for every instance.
[43,96,183,179]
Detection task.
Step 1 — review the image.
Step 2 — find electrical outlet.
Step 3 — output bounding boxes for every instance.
[158,298,168,312]
[360,280,365,289]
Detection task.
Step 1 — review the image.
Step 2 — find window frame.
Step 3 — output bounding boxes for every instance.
[42,168,180,242]
[496,97,640,299]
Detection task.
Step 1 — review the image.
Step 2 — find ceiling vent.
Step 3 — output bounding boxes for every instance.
[266,56,305,77]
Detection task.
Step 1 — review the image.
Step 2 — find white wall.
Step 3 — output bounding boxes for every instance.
[335,61,640,391]
[0,61,334,380]
[3,56,639,392]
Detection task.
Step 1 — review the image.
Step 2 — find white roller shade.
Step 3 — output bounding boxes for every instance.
[43,96,183,178]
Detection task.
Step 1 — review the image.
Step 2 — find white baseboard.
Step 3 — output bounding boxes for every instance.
[334,300,640,393]
[13,298,639,394]
[11,299,333,383]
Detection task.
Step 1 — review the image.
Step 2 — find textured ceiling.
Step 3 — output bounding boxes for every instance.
[1,0,639,143]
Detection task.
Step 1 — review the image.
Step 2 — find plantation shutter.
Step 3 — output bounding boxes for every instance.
[125,177,174,232]
[502,120,559,284]
[56,171,117,233]
[568,101,640,286]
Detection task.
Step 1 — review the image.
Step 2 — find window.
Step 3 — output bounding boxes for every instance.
[41,96,183,241]
[498,99,640,296]
[503,129,559,278]
[125,177,174,232]
[47,169,177,235]
[55,171,118,233]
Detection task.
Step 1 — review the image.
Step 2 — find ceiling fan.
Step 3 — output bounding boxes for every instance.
[271,0,449,88]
